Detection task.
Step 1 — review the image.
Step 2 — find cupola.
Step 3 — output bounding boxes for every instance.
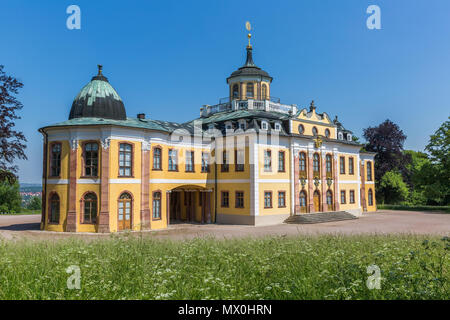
[69,65,127,120]
[227,23,272,101]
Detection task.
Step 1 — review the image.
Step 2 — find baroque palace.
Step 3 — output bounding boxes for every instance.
[39,32,376,233]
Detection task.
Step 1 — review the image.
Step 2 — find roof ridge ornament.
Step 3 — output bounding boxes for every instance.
[310,100,316,112]
[245,21,252,48]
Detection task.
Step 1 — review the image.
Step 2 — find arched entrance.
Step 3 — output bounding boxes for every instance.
[168,185,212,224]
[299,190,307,213]
[313,190,321,212]
[118,192,132,230]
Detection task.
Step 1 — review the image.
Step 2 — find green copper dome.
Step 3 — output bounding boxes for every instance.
[69,65,127,120]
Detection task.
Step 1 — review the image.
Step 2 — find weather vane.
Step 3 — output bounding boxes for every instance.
[245,21,252,47]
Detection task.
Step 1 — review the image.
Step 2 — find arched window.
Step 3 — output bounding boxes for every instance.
[298,124,305,134]
[367,161,373,181]
[153,147,161,170]
[368,189,374,206]
[262,84,267,99]
[232,84,239,98]
[49,193,60,223]
[326,190,333,207]
[312,127,318,136]
[326,155,332,174]
[246,82,254,98]
[299,152,306,173]
[325,129,330,138]
[299,191,307,209]
[82,193,97,224]
[84,142,99,177]
[313,153,320,175]
[338,132,344,140]
[119,143,132,176]
[153,192,162,219]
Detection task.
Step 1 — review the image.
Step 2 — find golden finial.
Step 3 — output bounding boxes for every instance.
[245,21,252,48]
[97,64,103,75]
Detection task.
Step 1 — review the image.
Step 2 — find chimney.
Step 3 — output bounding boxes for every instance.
[137,113,145,120]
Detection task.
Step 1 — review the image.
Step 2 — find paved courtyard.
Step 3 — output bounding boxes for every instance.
[0,210,448,241]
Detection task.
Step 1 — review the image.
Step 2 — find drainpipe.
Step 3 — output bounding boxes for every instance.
[40,128,48,230]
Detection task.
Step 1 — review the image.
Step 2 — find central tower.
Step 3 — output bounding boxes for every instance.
[226,22,273,101]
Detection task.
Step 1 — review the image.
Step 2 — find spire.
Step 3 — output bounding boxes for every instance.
[244,21,255,67]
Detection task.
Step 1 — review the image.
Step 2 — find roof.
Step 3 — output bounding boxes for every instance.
[41,117,188,133]
[69,66,127,121]
[227,46,272,82]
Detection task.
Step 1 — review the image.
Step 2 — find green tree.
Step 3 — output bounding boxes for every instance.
[379,171,409,204]
[27,196,41,210]
[423,117,450,205]
[0,180,21,213]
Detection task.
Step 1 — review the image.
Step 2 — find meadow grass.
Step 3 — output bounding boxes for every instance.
[0,234,448,300]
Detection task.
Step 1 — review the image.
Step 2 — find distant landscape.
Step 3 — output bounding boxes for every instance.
[19,183,41,207]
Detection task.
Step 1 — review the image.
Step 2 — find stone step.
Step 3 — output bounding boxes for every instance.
[284,211,358,224]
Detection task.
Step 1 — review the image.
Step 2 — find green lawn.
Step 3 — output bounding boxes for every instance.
[0,235,448,300]
[0,209,40,215]
[378,204,450,213]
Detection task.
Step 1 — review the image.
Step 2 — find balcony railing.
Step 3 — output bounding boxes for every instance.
[201,98,297,117]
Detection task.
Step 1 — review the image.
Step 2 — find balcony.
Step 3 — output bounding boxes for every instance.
[200,97,297,117]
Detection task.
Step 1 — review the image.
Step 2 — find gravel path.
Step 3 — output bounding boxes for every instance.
[0,210,448,242]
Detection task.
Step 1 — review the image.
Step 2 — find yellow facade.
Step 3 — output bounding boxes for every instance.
[40,40,376,233]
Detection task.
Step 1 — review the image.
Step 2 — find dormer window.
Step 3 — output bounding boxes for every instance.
[261,121,268,130]
[239,121,246,130]
[338,132,344,140]
[347,134,352,141]
[274,123,281,131]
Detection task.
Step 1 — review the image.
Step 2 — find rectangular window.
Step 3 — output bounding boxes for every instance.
[119,143,132,176]
[278,191,286,208]
[349,190,355,204]
[152,192,161,219]
[221,191,229,207]
[367,162,373,181]
[340,190,346,204]
[264,191,272,208]
[235,191,244,208]
[84,142,99,177]
[153,147,161,170]
[235,149,245,172]
[185,151,194,172]
[278,151,285,172]
[349,157,354,175]
[222,151,229,172]
[264,150,272,172]
[201,152,209,173]
[340,156,345,174]
[168,149,178,171]
[50,143,62,177]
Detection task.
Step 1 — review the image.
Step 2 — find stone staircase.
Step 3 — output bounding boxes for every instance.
[284,211,358,224]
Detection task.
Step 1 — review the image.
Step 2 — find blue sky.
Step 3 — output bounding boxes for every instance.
[0,0,449,184]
